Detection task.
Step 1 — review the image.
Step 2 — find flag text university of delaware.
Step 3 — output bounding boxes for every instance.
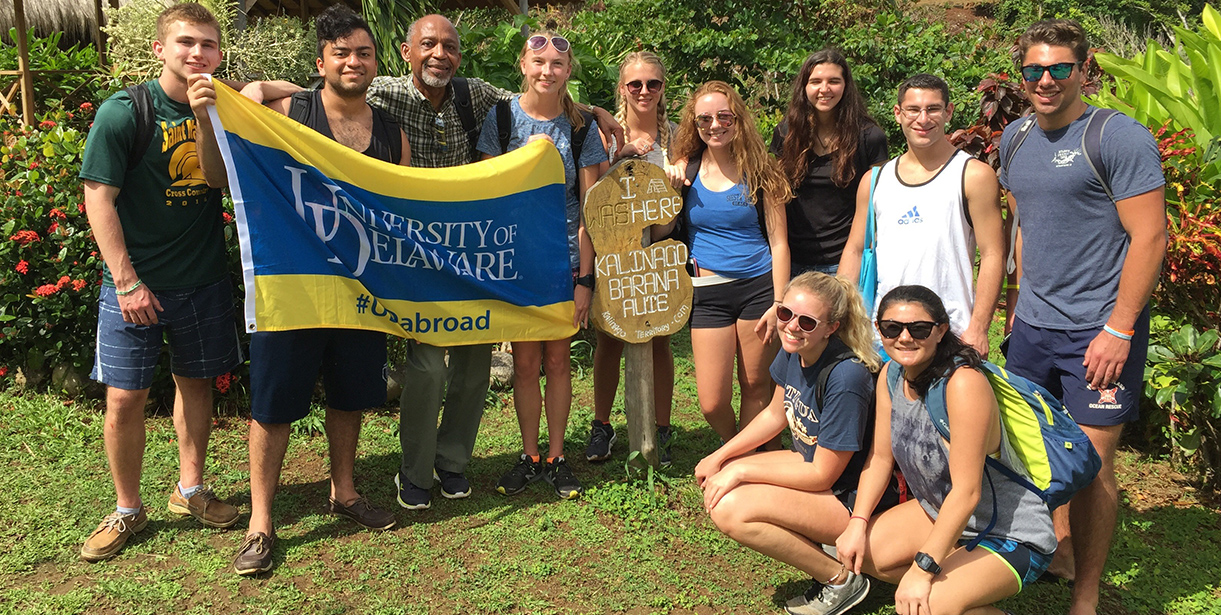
[207,81,576,345]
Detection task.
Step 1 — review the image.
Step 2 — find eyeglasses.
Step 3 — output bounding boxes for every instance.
[899,106,947,120]
[776,305,820,332]
[695,111,736,128]
[626,79,663,95]
[526,35,570,53]
[432,114,447,152]
[1021,62,1078,82]
[876,320,939,340]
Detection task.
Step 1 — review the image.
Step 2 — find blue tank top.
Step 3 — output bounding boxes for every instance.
[685,175,771,278]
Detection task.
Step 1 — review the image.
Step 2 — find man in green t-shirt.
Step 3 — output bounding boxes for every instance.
[77,3,296,563]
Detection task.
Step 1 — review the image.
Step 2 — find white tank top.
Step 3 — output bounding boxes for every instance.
[872,149,976,335]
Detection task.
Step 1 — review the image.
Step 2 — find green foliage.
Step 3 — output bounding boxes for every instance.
[104,0,237,83]
[992,0,1207,39]
[227,17,318,84]
[0,29,105,121]
[0,107,102,384]
[1144,317,1221,487]
[361,0,433,78]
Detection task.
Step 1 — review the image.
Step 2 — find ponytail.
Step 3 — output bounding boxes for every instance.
[786,272,881,372]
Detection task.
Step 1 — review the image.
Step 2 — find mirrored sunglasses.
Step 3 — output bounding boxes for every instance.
[876,320,938,340]
[527,35,571,53]
[776,305,819,332]
[695,111,736,128]
[1021,62,1077,82]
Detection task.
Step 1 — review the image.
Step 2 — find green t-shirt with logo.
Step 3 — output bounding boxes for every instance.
[79,80,228,290]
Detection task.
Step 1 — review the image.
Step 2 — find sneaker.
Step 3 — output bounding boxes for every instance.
[785,570,870,615]
[168,485,240,529]
[585,420,616,462]
[80,507,148,562]
[233,531,274,576]
[434,468,472,499]
[328,496,397,531]
[395,472,431,510]
[496,454,543,496]
[544,456,584,499]
[657,425,674,467]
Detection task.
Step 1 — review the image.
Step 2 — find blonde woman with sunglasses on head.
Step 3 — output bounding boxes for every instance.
[695,272,898,615]
[586,52,679,465]
[476,30,608,500]
[659,80,791,444]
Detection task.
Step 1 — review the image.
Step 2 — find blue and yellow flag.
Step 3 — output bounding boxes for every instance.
[206,81,576,344]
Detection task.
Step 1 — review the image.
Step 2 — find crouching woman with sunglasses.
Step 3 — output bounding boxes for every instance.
[836,285,1055,615]
[695,272,899,615]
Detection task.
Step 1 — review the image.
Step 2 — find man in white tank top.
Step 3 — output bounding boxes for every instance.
[838,74,1004,355]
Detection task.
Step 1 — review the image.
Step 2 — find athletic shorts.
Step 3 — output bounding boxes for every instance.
[835,474,901,517]
[1005,307,1149,426]
[961,536,1053,592]
[250,328,387,424]
[690,272,774,329]
[91,279,242,390]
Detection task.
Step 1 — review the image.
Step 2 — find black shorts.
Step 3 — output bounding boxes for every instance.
[690,272,774,329]
[835,474,902,517]
[250,328,387,424]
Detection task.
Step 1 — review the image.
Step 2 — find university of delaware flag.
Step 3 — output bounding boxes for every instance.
[205,80,576,344]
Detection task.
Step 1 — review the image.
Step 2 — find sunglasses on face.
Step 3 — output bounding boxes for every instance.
[1021,62,1077,82]
[626,79,663,95]
[776,305,820,332]
[695,111,736,128]
[876,319,939,340]
[526,35,570,53]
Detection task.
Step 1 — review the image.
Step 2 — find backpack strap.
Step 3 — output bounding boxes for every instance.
[124,83,155,173]
[449,77,481,163]
[1001,116,1037,276]
[865,166,881,253]
[495,99,512,154]
[814,348,859,412]
[1082,108,1119,203]
[287,90,313,124]
[571,109,595,168]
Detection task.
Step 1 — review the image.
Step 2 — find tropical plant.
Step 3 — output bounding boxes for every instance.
[1144,318,1221,488]
[226,16,318,84]
[104,0,237,83]
[362,0,434,78]
[0,29,105,123]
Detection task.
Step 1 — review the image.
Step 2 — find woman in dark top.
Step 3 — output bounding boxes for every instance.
[772,49,888,275]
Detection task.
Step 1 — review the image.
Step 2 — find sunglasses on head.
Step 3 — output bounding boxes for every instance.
[695,111,736,128]
[876,320,939,340]
[626,79,663,95]
[1021,62,1077,82]
[776,305,820,332]
[526,35,570,53]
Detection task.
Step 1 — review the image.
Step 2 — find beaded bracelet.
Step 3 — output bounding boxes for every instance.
[1103,324,1134,341]
[116,279,144,296]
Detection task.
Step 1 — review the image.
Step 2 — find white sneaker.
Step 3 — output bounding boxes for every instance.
[785,571,870,615]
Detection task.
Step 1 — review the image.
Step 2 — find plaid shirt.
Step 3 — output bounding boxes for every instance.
[366,75,510,169]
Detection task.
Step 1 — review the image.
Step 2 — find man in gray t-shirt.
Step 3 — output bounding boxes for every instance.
[999,19,1166,615]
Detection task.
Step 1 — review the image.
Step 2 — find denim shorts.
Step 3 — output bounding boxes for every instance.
[249,328,387,424]
[961,536,1054,592]
[91,278,242,390]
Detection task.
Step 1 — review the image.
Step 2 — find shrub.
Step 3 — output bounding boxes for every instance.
[1144,318,1221,488]
[0,29,109,130]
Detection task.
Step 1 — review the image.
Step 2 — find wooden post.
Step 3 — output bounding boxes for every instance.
[93,0,107,67]
[582,159,691,470]
[13,0,35,126]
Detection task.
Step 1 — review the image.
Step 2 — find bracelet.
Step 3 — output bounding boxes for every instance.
[1005,283,1020,291]
[849,515,869,523]
[115,279,144,296]
[1103,324,1134,341]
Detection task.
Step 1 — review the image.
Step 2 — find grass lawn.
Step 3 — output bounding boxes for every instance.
[1,328,1219,614]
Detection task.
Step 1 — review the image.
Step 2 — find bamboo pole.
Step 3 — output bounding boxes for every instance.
[13,0,34,126]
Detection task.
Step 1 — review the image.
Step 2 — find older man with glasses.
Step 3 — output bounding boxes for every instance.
[365,15,621,510]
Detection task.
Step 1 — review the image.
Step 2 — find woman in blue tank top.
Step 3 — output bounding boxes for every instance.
[836,285,1055,615]
[662,80,792,445]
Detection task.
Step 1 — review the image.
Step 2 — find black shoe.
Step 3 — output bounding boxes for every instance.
[395,472,431,510]
[434,468,472,499]
[544,456,584,499]
[496,454,543,496]
[585,420,616,462]
[657,425,674,467]
[233,532,274,576]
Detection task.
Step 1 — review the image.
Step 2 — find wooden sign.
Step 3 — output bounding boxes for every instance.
[583,159,692,342]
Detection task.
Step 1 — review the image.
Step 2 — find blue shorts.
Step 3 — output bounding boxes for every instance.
[961,536,1053,592]
[91,279,242,390]
[1005,308,1149,426]
[249,328,387,424]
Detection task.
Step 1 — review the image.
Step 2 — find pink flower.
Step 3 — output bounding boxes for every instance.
[15,260,28,274]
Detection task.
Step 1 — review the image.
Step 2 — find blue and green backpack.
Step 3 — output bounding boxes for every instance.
[888,361,1102,547]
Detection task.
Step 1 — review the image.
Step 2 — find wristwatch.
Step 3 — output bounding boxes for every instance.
[914,551,942,576]
[575,274,594,289]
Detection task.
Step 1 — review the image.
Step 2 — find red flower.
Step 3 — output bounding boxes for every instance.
[49,208,66,219]
[47,222,59,234]
[35,284,58,297]
[28,161,38,169]
[71,279,87,291]
[15,260,28,274]
[57,275,71,288]
[0,367,8,377]
[78,202,87,213]
[38,120,56,129]
[79,102,93,112]
[222,212,234,223]
[10,230,39,245]
[215,372,232,394]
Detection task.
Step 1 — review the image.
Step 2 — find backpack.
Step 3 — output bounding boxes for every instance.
[287,90,404,164]
[450,77,482,163]
[1000,107,1120,274]
[123,83,156,173]
[887,360,1101,549]
[494,99,595,165]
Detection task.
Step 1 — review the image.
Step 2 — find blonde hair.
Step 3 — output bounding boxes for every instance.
[518,30,585,130]
[671,81,792,206]
[615,51,671,162]
[785,271,881,372]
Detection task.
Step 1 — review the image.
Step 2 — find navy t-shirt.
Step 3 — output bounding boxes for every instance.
[768,338,875,495]
[999,106,1165,329]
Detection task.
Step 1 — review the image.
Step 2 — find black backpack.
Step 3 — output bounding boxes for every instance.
[450,77,482,164]
[493,99,595,165]
[123,83,156,172]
